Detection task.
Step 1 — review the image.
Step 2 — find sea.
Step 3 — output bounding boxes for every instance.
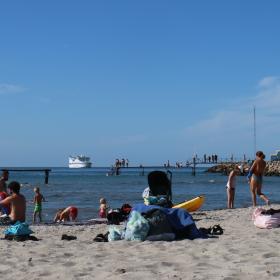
[4,167,280,223]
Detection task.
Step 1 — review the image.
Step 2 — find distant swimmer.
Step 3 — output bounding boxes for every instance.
[247,151,270,206]
[54,206,78,222]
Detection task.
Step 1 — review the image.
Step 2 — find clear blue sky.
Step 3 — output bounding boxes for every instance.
[1,0,280,166]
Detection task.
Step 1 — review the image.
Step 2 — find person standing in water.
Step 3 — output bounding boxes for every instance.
[33,187,46,223]
[247,151,270,206]
[226,166,239,209]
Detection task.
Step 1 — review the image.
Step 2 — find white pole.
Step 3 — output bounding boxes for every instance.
[254,106,256,156]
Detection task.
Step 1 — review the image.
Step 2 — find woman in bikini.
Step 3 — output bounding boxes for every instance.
[247,151,270,206]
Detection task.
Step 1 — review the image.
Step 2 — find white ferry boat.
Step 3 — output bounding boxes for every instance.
[69,155,92,168]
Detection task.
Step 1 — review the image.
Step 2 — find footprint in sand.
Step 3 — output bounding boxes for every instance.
[62,261,76,267]
[263,252,279,258]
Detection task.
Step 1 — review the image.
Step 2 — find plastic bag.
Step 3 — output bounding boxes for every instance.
[124,211,150,241]
[108,226,123,242]
[252,208,280,229]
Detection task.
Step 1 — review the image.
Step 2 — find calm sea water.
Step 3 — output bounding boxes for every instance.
[4,167,280,222]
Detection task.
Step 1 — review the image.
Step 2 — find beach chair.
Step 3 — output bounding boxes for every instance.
[147,170,173,207]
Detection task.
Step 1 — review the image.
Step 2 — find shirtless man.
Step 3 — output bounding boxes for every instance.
[247,151,269,206]
[0,170,9,193]
[0,181,26,225]
[54,206,78,222]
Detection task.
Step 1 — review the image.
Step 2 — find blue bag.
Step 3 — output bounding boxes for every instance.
[4,222,33,236]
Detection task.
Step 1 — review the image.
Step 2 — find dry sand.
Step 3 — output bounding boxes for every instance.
[0,205,280,280]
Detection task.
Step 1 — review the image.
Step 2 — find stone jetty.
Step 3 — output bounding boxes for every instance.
[207,161,280,176]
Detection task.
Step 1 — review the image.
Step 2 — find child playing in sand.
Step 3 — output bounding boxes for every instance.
[54,206,78,222]
[33,187,46,223]
[226,166,239,209]
[99,198,108,218]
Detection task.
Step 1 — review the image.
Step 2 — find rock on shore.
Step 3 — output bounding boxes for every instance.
[207,161,280,176]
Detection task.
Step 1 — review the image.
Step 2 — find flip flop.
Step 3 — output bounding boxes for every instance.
[93,233,108,242]
[209,224,224,235]
[61,234,77,241]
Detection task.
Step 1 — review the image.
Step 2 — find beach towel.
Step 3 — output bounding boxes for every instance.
[252,208,280,229]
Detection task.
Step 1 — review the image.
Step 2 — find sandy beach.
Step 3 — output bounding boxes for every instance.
[0,205,279,280]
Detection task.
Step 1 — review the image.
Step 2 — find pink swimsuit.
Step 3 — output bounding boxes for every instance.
[99,209,106,218]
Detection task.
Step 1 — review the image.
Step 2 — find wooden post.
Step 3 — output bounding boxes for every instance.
[192,157,196,176]
[44,170,49,184]
[116,167,120,176]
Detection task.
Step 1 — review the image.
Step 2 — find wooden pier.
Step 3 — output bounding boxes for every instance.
[1,168,51,184]
[110,159,247,177]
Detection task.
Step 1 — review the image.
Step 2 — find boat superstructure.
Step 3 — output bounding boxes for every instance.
[69,155,92,168]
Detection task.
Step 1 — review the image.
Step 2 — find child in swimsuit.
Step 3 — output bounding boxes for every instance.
[33,187,46,223]
[226,166,239,209]
[99,198,108,218]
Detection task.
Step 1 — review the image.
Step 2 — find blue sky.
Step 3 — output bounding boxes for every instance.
[1,0,280,166]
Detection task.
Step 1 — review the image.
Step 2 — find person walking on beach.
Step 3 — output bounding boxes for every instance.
[226,166,239,209]
[0,170,9,193]
[247,151,270,206]
[0,181,26,225]
[32,187,46,223]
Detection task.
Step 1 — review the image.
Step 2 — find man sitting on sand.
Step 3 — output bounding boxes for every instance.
[0,181,26,225]
[54,206,78,222]
[247,151,270,206]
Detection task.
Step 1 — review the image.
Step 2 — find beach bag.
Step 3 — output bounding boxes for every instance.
[4,222,33,236]
[143,209,175,241]
[143,209,173,236]
[252,208,280,229]
[124,211,150,241]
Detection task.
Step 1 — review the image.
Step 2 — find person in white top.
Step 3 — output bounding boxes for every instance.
[226,166,239,209]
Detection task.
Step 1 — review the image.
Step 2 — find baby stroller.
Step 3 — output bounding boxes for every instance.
[146,170,173,208]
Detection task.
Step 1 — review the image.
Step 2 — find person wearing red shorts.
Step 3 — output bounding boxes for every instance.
[54,206,78,222]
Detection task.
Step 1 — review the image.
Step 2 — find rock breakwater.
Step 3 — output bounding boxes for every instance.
[207,161,280,176]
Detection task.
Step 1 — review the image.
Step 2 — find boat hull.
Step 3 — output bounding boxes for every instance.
[172,195,205,212]
[69,162,92,168]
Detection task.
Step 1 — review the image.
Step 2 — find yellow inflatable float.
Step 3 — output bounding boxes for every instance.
[172,195,205,212]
